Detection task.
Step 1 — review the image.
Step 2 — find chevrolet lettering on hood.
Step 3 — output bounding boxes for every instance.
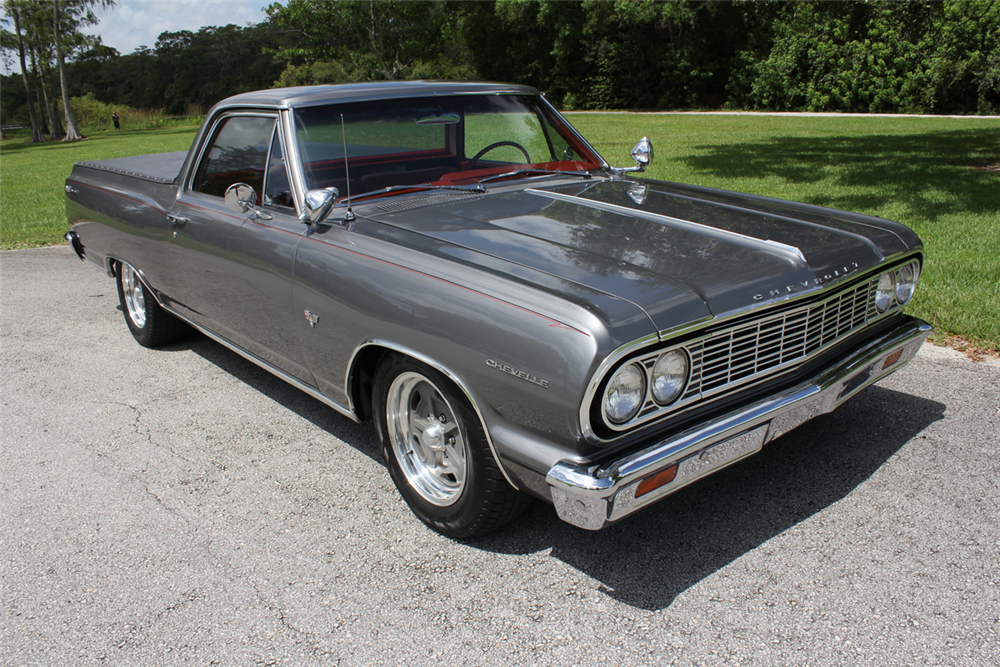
[753,262,862,301]
[64,81,930,538]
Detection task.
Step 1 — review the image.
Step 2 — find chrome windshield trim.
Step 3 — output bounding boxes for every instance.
[537,95,612,171]
[280,107,308,221]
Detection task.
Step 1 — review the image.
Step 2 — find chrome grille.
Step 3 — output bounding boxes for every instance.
[688,280,876,397]
[602,276,887,433]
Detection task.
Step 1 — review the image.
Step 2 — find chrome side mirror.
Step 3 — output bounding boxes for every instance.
[299,187,339,225]
[224,183,272,220]
[617,137,653,174]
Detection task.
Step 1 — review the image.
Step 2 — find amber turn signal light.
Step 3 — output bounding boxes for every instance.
[635,464,679,498]
[882,349,903,370]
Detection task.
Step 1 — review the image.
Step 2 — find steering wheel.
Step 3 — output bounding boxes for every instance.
[467,141,531,170]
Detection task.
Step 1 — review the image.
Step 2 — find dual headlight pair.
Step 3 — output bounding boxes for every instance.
[603,349,689,425]
[602,259,922,427]
[875,260,920,313]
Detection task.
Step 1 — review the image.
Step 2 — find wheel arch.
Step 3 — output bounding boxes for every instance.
[346,338,520,491]
[105,256,164,305]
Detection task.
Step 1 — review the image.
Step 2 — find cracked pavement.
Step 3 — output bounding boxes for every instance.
[2,246,998,666]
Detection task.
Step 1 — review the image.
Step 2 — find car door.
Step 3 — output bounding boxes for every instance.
[162,112,315,385]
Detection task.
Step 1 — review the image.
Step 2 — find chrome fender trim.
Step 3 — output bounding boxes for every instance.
[548,317,932,530]
[348,339,520,490]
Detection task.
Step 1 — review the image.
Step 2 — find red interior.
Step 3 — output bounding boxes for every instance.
[302,148,599,202]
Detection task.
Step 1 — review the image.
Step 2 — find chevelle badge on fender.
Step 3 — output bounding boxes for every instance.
[65,82,931,537]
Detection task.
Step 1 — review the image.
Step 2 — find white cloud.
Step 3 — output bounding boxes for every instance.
[85,0,275,55]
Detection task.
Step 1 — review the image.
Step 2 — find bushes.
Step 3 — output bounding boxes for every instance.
[68,94,202,133]
[727,1,1000,114]
[44,1,1000,116]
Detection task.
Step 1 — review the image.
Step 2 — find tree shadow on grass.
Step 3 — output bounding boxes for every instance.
[679,129,1000,223]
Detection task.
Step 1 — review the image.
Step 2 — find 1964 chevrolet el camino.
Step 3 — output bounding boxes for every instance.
[65,82,931,537]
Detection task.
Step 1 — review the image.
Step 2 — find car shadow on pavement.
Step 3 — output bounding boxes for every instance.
[470,384,945,610]
[175,330,944,611]
[177,331,382,461]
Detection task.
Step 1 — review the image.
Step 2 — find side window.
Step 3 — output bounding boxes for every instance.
[264,129,294,209]
[193,116,274,200]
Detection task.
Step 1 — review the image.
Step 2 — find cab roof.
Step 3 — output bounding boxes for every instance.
[213,81,540,112]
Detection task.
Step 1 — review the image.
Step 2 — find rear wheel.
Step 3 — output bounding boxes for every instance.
[373,354,528,538]
[116,262,187,347]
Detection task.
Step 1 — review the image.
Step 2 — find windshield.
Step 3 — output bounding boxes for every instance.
[293,94,603,198]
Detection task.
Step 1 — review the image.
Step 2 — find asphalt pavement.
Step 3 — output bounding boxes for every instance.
[2,246,998,666]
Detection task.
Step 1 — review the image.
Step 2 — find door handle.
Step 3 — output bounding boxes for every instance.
[167,214,188,237]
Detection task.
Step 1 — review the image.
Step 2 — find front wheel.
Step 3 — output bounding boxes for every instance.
[373,354,528,538]
[116,262,187,347]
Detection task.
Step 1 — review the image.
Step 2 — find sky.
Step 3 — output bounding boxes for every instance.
[1,0,277,74]
[3,0,280,74]
[85,0,277,56]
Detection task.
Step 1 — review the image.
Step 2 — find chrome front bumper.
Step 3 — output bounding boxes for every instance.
[546,317,932,530]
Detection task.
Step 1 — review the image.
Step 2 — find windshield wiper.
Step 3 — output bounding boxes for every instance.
[478,169,593,185]
[343,183,486,205]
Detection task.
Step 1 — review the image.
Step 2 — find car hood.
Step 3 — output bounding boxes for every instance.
[365,177,920,336]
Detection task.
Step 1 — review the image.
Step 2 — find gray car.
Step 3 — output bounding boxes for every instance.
[65,81,931,538]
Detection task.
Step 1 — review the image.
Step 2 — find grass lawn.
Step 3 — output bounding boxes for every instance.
[2,115,998,350]
[1,126,199,249]
[571,113,1000,351]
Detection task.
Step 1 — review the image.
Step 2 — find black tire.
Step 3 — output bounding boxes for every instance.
[373,354,529,538]
[115,261,188,348]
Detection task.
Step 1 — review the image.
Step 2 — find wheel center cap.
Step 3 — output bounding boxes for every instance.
[421,422,445,451]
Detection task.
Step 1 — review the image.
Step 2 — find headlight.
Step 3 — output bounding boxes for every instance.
[651,349,689,405]
[875,272,896,313]
[895,261,919,305]
[604,363,645,424]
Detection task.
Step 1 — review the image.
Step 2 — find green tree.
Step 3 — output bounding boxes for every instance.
[265,0,473,84]
[459,0,746,110]
[2,1,45,141]
[727,0,1000,114]
[52,0,113,140]
[1,0,112,141]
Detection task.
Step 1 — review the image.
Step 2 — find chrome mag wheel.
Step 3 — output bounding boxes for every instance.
[120,263,147,329]
[385,371,468,507]
[115,260,187,348]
